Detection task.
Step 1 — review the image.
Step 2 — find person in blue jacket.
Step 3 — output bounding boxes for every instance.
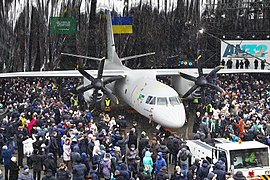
[155,152,167,176]
[2,140,15,180]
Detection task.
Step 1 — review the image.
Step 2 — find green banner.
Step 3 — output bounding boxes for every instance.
[50,17,77,35]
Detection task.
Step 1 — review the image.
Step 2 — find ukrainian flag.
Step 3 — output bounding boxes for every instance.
[112,17,133,34]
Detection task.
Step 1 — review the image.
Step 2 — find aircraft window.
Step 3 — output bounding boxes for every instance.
[146,96,153,104]
[157,97,167,105]
[146,96,156,105]
[150,97,156,105]
[169,97,180,105]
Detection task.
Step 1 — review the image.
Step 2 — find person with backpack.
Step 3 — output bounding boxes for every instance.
[177,145,192,170]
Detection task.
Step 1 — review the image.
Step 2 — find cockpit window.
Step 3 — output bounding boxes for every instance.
[146,96,156,105]
[169,97,180,105]
[157,97,168,105]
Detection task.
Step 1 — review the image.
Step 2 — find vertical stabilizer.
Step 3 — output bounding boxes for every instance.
[107,12,123,66]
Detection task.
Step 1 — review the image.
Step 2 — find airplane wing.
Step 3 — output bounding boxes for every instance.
[153,68,270,76]
[0,70,127,78]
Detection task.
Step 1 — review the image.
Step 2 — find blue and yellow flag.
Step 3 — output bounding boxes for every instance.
[112,17,133,34]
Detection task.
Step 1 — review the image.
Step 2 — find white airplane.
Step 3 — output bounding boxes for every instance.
[3,12,269,128]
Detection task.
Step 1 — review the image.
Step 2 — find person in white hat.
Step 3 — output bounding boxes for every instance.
[9,156,19,180]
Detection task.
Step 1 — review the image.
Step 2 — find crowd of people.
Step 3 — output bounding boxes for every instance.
[0,73,268,180]
[221,58,266,69]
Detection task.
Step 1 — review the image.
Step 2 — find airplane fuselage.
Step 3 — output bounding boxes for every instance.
[88,67,186,128]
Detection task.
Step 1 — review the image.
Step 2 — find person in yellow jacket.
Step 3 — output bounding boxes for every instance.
[19,113,27,128]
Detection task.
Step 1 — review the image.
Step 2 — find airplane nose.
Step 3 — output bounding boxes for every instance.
[154,104,186,128]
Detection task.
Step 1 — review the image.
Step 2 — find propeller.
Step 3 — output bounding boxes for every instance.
[181,64,225,99]
[76,57,123,109]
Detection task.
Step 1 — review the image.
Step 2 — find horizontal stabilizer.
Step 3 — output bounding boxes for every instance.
[61,53,101,61]
[120,52,155,62]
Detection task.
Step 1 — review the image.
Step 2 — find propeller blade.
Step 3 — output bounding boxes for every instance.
[78,68,95,82]
[97,57,106,79]
[89,89,99,110]
[201,86,206,106]
[76,84,94,93]
[101,87,119,104]
[104,75,125,85]
[198,67,203,76]
[179,72,197,82]
[206,65,224,79]
[182,84,199,98]
[206,83,225,94]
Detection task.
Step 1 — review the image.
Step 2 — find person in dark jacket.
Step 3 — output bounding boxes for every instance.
[170,166,181,180]
[127,129,137,149]
[18,165,34,180]
[56,163,71,180]
[213,164,226,180]
[44,153,57,175]
[2,141,15,180]
[72,158,88,180]
[197,159,210,180]
[42,169,56,180]
[89,166,99,180]
[71,145,81,166]
[233,171,247,180]
[158,141,170,165]
[138,131,149,160]
[156,166,169,180]
[118,163,130,179]
[9,157,19,180]
[126,144,139,178]
[30,149,44,180]
[81,152,90,174]
[116,136,128,161]
[112,170,125,180]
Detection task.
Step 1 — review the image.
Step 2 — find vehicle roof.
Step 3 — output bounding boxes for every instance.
[215,140,269,151]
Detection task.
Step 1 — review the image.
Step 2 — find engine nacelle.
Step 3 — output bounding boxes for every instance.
[171,71,199,99]
[83,89,103,103]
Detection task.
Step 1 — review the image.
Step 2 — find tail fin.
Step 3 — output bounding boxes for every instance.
[106,11,123,66]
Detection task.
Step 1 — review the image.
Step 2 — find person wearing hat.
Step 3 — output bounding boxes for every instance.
[2,141,15,180]
[138,131,149,162]
[9,157,19,180]
[81,152,90,174]
[18,165,34,180]
[233,171,247,180]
